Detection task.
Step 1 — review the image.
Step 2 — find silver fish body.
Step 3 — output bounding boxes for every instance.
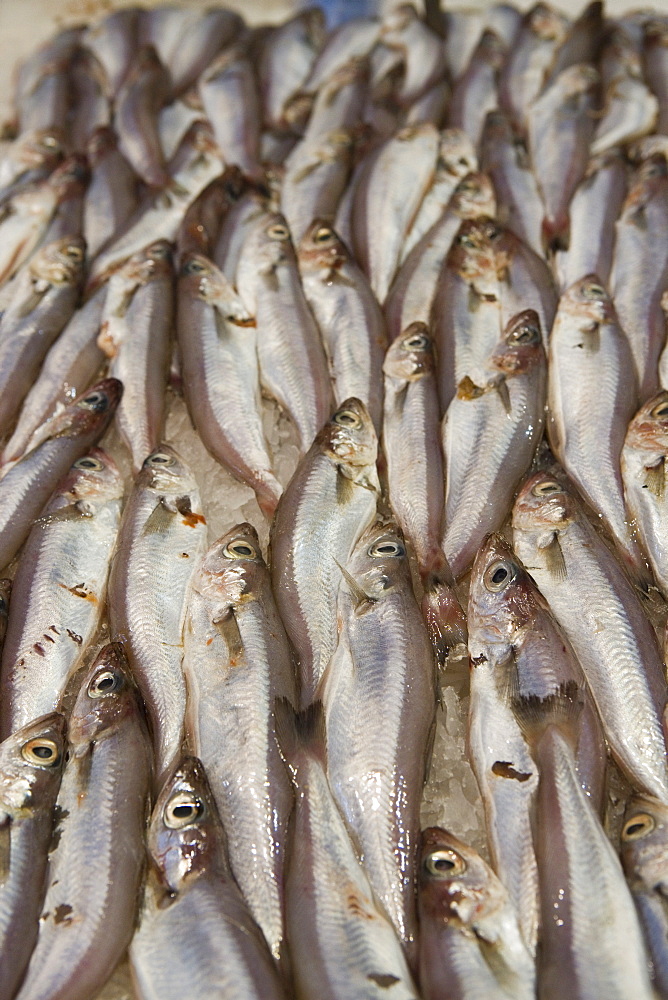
[448,30,506,152]
[115,45,172,189]
[199,45,262,181]
[84,126,138,260]
[281,128,355,245]
[82,7,140,98]
[498,3,569,126]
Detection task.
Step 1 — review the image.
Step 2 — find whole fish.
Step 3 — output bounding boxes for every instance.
[270,398,379,706]
[442,310,546,579]
[620,793,668,998]
[512,471,668,802]
[547,275,645,579]
[512,685,654,1000]
[108,445,207,783]
[418,827,536,1000]
[526,63,599,250]
[84,126,138,259]
[0,377,121,572]
[235,212,332,453]
[0,287,107,467]
[281,127,355,244]
[554,151,627,291]
[621,391,668,599]
[14,644,152,1000]
[0,448,123,738]
[0,236,84,439]
[82,7,140,97]
[323,520,436,958]
[386,172,496,343]
[130,756,288,1000]
[448,29,507,152]
[99,239,173,472]
[199,45,263,181]
[183,525,296,962]
[277,700,420,1000]
[610,156,668,401]
[498,2,569,127]
[115,45,172,189]
[298,219,386,432]
[0,713,66,1000]
[213,189,269,281]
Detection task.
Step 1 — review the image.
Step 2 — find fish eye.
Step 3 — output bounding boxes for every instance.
[485,224,501,240]
[581,281,606,299]
[508,322,539,344]
[41,134,60,149]
[483,559,515,592]
[224,539,257,560]
[622,812,656,841]
[78,390,108,411]
[73,456,103,471]
[532,480,562,497]
[149,244,171,259]
[402,332,429,351]
[424,848,466,877]
[368,539,404,558]
[457,234,477,249]
[164,792,205,829]
[183,258,207,275]
[88,669,122,698]
[651,400,668,419]
[313,225,334,244]
[145,452,175,468]
[64,245,84,261]
[21,738,60,767]
[267,223,290,241]
[333,408,361,428]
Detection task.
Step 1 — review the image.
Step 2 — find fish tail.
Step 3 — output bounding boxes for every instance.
[511,680,583,750]
[421,576,468,664]
[274,697,327,776]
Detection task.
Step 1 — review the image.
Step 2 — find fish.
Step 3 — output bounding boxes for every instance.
[298,219,386,433]
[302,17,379,94]
[591,28,658,155]
[276,700,420,999]
[84,126,139,260]
[512,470,668,802]
[418,827,536,1000]
[322,520,437,959]
[258,9,326,132]
[281,127,355,244]
[0,128,64,207]
[497,2,570,126]
[0,448,123,738]
[442,310,546,579]
[270,398,379,706]
[0,713,66,1000]
[183,525,296,963]
[67,47,111,154]
[199,45,263,181]
[512,684,654,1000]
[166,8,243,97]
[644,18,668,135]
[379,3,447,106]
[115,45,172,189]
[108,445,207,783]
[130,756,288,1000]
[547,275,647,579]
[82,7,140,98]
[0,377,121,572]
[289,55,368,141]
[14,644,152,1000]
[448,29,507,152]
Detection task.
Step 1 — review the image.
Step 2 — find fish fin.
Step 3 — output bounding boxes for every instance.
[492,375,511,414]
[542,533,567,581]
[112,284,139,319]
[213,608,245,665]
[335,465,355,505]
[291,160,321,183]
[456,375,486,401]
[644,458,665,498]
[579,321,600,353]
[334,558,376,612]
[511,680,583,749]
[330,269,356,288]
[261,266,280,292]
[274,697,327,775]
[493,648,520,705]
[0,819,9,884]
[34,501,94,527]
[143,497,176,535]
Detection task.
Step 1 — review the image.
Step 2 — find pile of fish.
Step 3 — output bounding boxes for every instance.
[2,0,668,997]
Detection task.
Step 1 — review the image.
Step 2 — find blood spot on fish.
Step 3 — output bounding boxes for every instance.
[206,637,213,646]
[58,582,98,603]
[368,974,400,989]
[66,629,83,644]
[181,512,206,528]
[492,761,532,782]
[175,495,206,528]
[32,643,46,656]
[53,903,73,924]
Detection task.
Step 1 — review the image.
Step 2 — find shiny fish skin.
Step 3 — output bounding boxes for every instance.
[270,398,379,707]
[278,701,420,1000]
[130,757,288,1000]
[235,212,332,453]
[418,828,535,1000]
[498,2,569,126]
[167,8,243,97]
[82,8,140,98]
[115,45,172,190]
[512,471,668,801]
[298,220,386,433]
[14,645,152,1000]
[99,240,173,472]
[591,42,658,154]
[67,48,111,155]
[0,377,121,572]
[258,9,326,132]
[442,310,546,579]
[379,4,446,107]
[183,525,295,963]
[547,276,646,579]
[84,126,138,260]
[302,17,379,94]
[292,55,368,143]
[0,448,122,738]
[621,391,668,599]
[322,521,436,958]
[199,46,263,181]
[281,127,355,244]
[0,713,65,1000]
[513,688,654,1000]
[448,30,507,152]
[108,445,207,784]
[645,19,668,135]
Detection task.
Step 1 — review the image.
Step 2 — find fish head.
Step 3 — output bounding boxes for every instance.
[436,129,477,181]
[49,153,90,200]
[447,217,502,282]
[123,239,174,286]
[16,127,64,171]
[138,445,199,496]
[197,523,265,606]
[30,235,86,287]
[451,172,497,221]
[621,794,668,897]
[383,323,435,381]
[59,447,124,504]
[297,219,347,274]
[468,534,539,653]
[45,377,122,441]
[418,827,507,927]
[528,4,569,43]
[347,521,411,600]
[149,756,223,893]
[381,2,418,36]
[68,643,143,749]
[625,392,668,455]
[562,275,615,326]
[0,713,65,818]
[320,397,378,471]
[513,471,577,536]
[254,213,295,270]
[490,309,544,375]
